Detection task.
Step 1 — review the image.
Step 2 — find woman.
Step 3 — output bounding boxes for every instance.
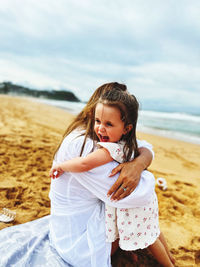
[0,83,154,267]
[49,83,155,266]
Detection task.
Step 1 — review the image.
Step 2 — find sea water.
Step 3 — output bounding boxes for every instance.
[35,98,200,145]
[137,110,200,144]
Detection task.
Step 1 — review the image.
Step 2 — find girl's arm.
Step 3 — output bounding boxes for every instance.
[50,148,113,178]
[51,132,155,207]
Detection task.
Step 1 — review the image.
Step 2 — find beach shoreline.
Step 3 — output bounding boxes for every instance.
[7,94,200,145]
[0,95,200,266]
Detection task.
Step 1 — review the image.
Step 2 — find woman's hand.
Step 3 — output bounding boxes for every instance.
[107,161,142,200]
[107,147,153,201]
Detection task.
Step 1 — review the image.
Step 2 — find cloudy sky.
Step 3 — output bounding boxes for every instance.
[0,0,200,111]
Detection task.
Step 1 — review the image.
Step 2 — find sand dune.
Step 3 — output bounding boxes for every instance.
[0,95,200,266]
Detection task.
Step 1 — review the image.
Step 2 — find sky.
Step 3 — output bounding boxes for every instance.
[0,0,200,112]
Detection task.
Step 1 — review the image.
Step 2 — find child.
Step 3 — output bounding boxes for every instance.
[50,89,175,267]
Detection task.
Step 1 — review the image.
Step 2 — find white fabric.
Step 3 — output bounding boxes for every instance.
[105,192,160,250]
[49,130,155,266]
[97,139,154,163]
[97,141,125,163]
[97,141,160,250]
[137,139,154,159]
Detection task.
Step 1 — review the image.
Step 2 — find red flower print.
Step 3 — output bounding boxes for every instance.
[143,217,147,222]
[137,232,142,237]
[134,242,138,246]
[130,232,134,236]
[137,224,140,228]
[121,221,125,225]
[116,148,120,154]
[128,221,132,225]
[119,229,124,233]
[147,224,151,230]
[126,213,129,217]
[107,214,112,218]
[108,229,112,232]
[120,208,126,212]
[135,215,138,218]
[124,236,130,240]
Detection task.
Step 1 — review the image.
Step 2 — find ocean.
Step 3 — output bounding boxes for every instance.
[35,98,200,145]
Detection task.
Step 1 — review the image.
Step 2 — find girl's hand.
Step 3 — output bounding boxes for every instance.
[107,161,142,201]
[49,166,64,179]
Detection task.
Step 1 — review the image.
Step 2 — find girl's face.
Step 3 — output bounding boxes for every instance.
[94,103,130,143]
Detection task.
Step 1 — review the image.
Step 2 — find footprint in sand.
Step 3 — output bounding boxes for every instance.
[195,250,200,265]
[4,186,27,206]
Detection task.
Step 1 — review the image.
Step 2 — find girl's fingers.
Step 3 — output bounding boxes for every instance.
[54,170,58,178]
[49,169,58,179]
[49,170,54,178]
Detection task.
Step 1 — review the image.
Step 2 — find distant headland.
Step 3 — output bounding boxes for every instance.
[0,82,80,102]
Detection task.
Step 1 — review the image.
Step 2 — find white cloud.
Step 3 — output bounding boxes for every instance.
[0,0,199,107]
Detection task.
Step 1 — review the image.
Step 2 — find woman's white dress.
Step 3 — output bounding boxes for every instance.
[0,130,155,267]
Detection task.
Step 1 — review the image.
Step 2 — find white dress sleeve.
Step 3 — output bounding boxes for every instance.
[60,132,155,208]
[97,142,124,163]
[98,139,154,162]
[137,139,154,159]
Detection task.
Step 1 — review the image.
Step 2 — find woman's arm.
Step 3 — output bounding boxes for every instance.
[107,146,153,201]
[52,132,155,208]
[50,148,113,178]
[72,164,155,208]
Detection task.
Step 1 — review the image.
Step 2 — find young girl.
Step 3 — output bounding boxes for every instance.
[50,89,174,267]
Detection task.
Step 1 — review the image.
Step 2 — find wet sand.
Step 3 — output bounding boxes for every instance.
[0,95,200,266]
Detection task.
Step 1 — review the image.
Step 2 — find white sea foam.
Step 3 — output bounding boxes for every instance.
[34,98,86,114]
[137,124,200,145]
[140,110,200,123]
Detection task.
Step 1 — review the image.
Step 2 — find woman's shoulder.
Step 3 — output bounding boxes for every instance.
[61,130,94,157]
[62,129,87,145]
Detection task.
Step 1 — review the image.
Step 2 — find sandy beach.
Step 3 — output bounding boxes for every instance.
[0,95,200,267]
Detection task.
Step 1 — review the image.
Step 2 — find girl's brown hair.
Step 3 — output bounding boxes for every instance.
[54,82,127,157]
[97,89,139,161]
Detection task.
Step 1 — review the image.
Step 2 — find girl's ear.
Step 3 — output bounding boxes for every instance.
[123,124,133,135]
